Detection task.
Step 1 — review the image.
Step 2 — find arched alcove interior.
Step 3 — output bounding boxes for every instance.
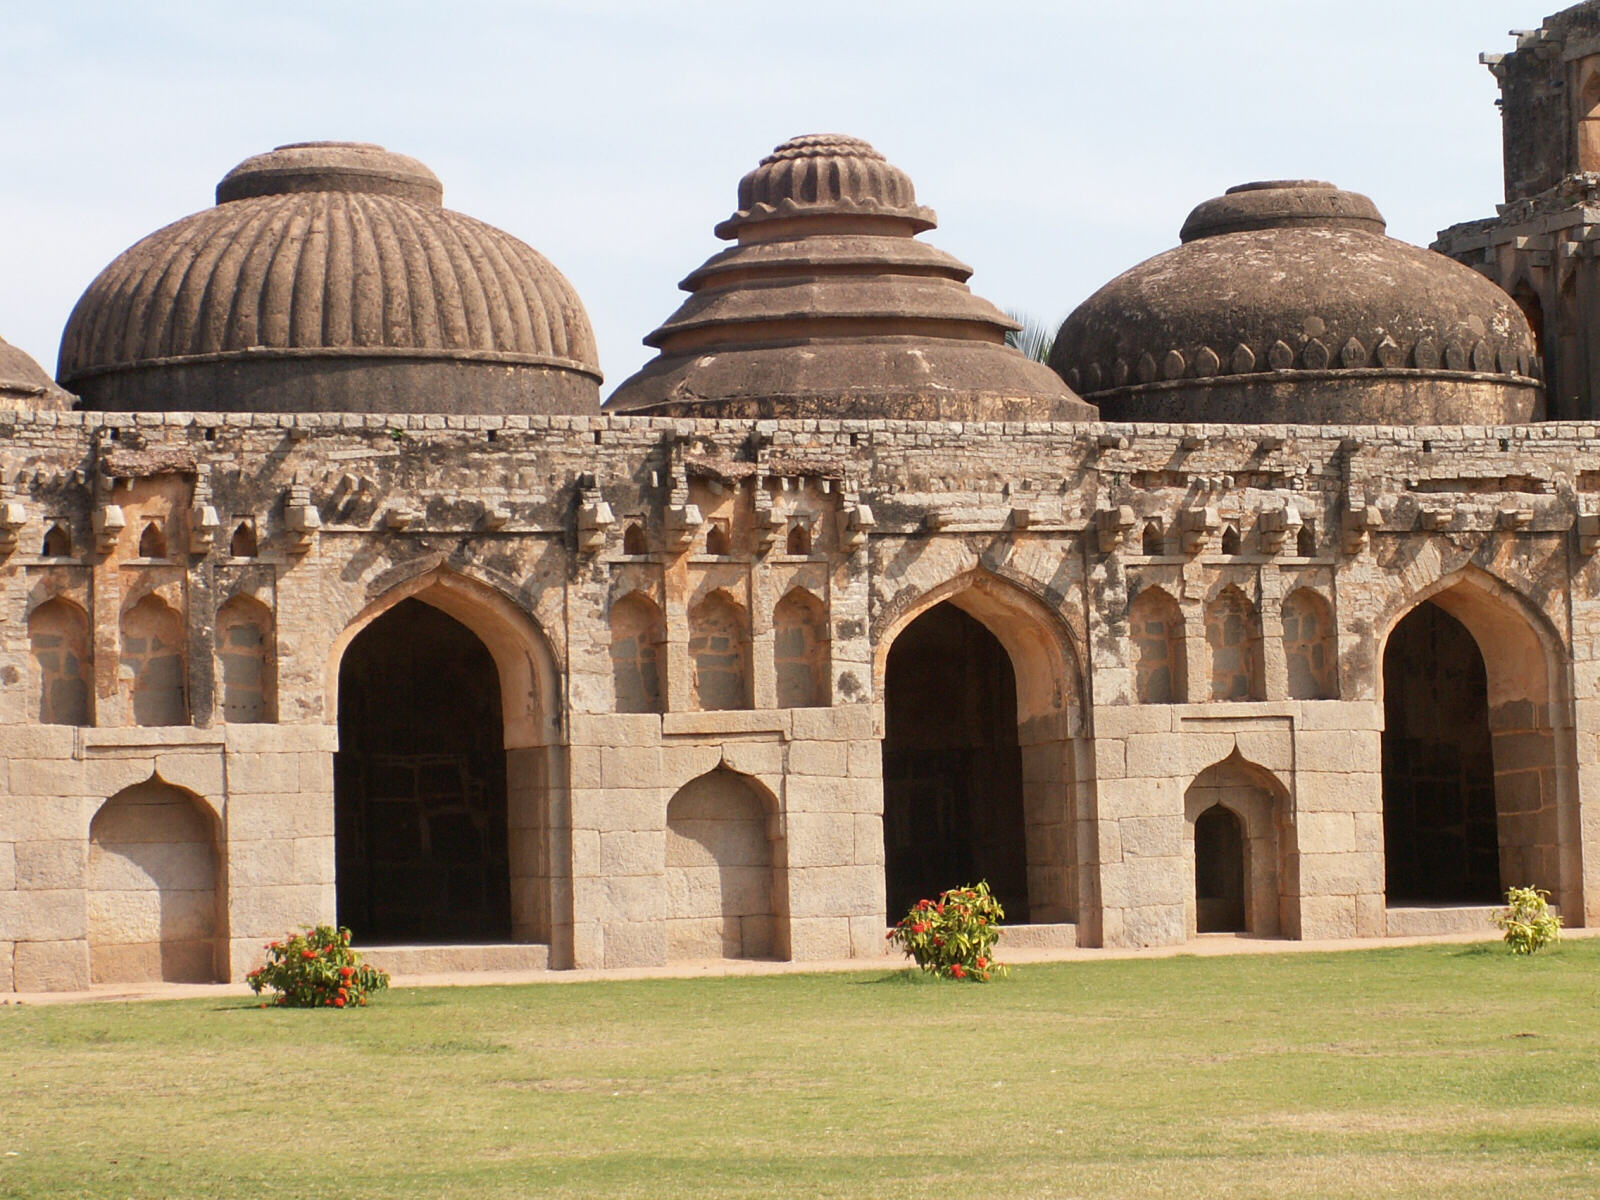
[663,768,785,961]
[336,597,512,943]
[773,587,829,709]
[88,778,224,983]
[29,596,91,725]
[41,523,72,557]
[1282,588,1338,701]
[1578,60,1600,173]
[1129,585,1185,704]
[880,582,1081,926]
[1206,585,1264,701]
[610,591,665,714]
[216,595,276,723]
[229,522,258,558]
[688,590,750,711]
[121,593,187,727]
[1381,586,1564,908]
[1185,754,1285,937]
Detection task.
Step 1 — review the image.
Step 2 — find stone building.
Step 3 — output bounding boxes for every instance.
[3,12,1600,992]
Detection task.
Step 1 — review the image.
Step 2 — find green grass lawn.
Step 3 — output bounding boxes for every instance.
[1,942,1598,1198]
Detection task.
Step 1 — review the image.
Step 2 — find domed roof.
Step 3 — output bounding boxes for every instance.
[58,142,600,415]
[607,134,1092,421]
[1051,181,1541,425]
[0,335,72,412]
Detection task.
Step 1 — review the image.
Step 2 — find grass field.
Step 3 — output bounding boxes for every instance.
[1,941,1598,1198]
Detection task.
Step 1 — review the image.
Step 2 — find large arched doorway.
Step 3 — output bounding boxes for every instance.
[1382,600,1500,904]
[1194,806,1246,933]
[882,602,1029,921]
[335,598,510,942]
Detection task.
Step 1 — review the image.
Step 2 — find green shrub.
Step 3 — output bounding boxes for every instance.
[887,881,1006,981]
[247,925,390,1008]
[1494,886,1562,955]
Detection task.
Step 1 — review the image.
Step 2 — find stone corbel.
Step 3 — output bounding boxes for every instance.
[577,497,615,554]
[664,502,704,552]
[1419,506,1455,531]
[752,500,784,553]
[284,487,321,554]
[1577,512,1600,556]
[1095,504,1135,553]
[1179,506,1220,555]
[0,500,25,555]
[93,504,127,554]
[1341,501,1381,554]
[841,501,875,551]
[1257,505,1301,554]
[188,504,220,555]
[1498,506,1534,531]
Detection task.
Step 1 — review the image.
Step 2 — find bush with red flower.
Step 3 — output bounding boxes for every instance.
[887,881,1006,981]
[246,925,389,1009]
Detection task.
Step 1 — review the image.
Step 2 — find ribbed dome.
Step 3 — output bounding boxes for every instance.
[58,142,600,415]
[0,336,72,412]
[608,134,1091,421]
[1052,181,1541,425]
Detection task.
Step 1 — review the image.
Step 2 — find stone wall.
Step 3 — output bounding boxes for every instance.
[0,409,1596,987]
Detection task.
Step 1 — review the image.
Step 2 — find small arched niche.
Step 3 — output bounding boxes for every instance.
[216,595,276,723]
[138,521,168,559]
[29,596,91,726]
[121,593,188,726]
[1185,754,1285,938]
[786,523,811,556]
[705,522,732,557]
[773,587,829,708]
[41,523,72,558]
[622,523,648,556]
[1282,588,1338,700]
[610,591,665,714]
[1129,586,1185,704]
[1295,523,1316,558]
[88,778,223,983]
[688,590,750,711]
[1141,521,1164,556]
[1205,585,1264,701]
[229,521,258,558]
[664,769,782,961]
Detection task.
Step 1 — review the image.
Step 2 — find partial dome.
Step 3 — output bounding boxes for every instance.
[0,336,72,412]
[58,142,600,415]
[607,134,1092,421]
[1052,181,1541,425]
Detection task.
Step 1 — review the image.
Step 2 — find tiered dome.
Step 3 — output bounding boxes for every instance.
[0,336,72,412]
[607,134,1092,420]
[1052,181,1541,425]
[58,142,601,414]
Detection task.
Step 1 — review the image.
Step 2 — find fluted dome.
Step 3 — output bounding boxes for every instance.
[58,142,601,415]
[1052,181,1541,425]
[0,336,72,412]
[607,134,1092,421]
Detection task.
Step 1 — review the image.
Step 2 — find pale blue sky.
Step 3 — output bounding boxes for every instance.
[0,1,1539,392]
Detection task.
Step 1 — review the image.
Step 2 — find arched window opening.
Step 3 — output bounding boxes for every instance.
[1381,601,1499,903]
[29,597,90,725]
[1579,64,1600,173]
[705,522,732,557]
[622,523,647,556]
[1511,281,1545,362]
[786,523,811,556]
[1296,523,1317,558]
[229,522,258,558]
[89,780,222,983]
[138,521,168,559]
[336,598,510,942]
[609,592,665,714]
[664,769,779,961]
[1282,589,1338,700]
[1205,586,1264,701]
[121,594,187,726]
[1141,521,1164,556]
[773,588,829,708]
[688,591,750,711]
[216,595,276,723]
[1194,805,1246,933]
[882,602,1029,921]
[1129,586,1185,704]
[1220,524,1242,555]
[41,524,72,557]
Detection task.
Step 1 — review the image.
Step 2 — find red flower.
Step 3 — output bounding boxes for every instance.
[301,949,315,960]
[885,929,895,939]
[334,996,346,1008]
[951,963,966,978]
[936,903,945,915]
[339,966,354,979]
[976,957,988,968]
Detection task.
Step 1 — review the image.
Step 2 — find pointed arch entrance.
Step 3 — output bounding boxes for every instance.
[878,574,1082,927]
[1380,575,1569,911]
[330,570,563,950]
